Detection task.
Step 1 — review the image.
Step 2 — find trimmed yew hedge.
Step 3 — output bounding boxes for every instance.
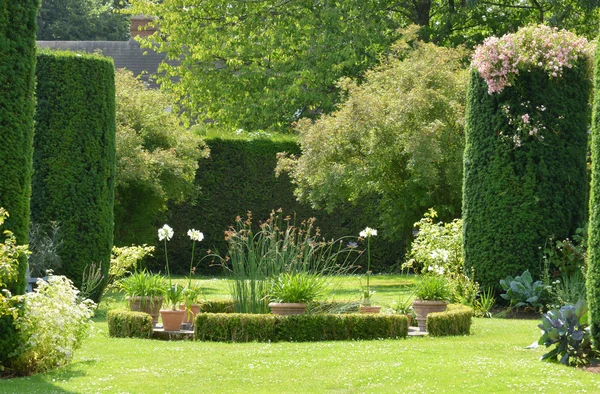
[107,310,153,339]
[0,0,38,295]
[31,50,116,300]
[426,304,473,337]
[194,313,409,342]
[160,137,405,275]
[588,38,600,349]
[463,65,590,290]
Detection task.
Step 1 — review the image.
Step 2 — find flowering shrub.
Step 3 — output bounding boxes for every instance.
[472,25,589,95]
[0,208,29,318]
[10,275,95,375]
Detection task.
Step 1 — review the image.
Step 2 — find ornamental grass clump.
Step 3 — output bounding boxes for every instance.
[224,210,360,313]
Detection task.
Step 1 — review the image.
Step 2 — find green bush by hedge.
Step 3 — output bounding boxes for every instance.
[463,65,590,290]
[31,50,116,300]
[199,300,234,314]
[0,0,38,295]
[426,304,473,337]
[194,313,408,342]
[160,136,405,275]
[107,310,153,339]
[588,37,600,349]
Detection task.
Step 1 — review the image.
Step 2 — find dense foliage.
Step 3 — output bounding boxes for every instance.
[114,69,209,246]
[194,313,408,342]
[463,27,591,291]
[426,304,473,337]
[37,0,129,41]
[164,136,405,275]
[278,39,467,240]
[107,309,153,339]
[588,35,600,349]
[0,0,38,295]
[500,270,547,311]
[31,50,116,300]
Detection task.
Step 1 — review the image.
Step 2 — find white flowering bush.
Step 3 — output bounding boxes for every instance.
[472,25,589,95]
[10,275,95,375]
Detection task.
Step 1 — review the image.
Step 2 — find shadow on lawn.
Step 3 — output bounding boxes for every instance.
[2,360,96,393]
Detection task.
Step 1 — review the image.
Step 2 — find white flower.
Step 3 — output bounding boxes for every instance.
[188,229,204,242]
[427,266,434,272]
[359,227,377,238]
[158,224,174,241]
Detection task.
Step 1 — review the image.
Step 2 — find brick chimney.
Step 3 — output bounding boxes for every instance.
[130,15,158,38]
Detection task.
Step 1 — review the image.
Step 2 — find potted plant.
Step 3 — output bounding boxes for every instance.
[118,269,167,326]
[267,272,327,315]
[359,227,380,313]
[412,274,450,331]
[157,224,186,331]
[393,292,416,327]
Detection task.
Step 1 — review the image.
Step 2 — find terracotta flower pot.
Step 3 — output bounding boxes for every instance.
[359,305,381,314]
[412,300,448,332]
[268,302,306,315]
[179,304,201,324]
[160,309,185,331]
[129,296,163,327]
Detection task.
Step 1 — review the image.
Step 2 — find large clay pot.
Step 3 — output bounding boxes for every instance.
[129,296,163,327]
[268,302,306,315]
[359,305,381,314]
[160,309,185,331]
[412,300,448,332]
[179,304,201,324]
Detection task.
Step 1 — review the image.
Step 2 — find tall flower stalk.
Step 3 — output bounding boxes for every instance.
[158,224,174,286]
[360,227,377,304]
[187,229,204,284]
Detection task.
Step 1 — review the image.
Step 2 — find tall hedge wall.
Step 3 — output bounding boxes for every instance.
[463,65,590,290]
[588,38,600,349]
[31,50,116,299]
[0,0,39,295]
[159,137,405,275]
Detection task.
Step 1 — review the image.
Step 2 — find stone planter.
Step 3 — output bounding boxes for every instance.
[412,300,448,332]
[359,305,381,314]
[268,302,306,315]
[160,309,186,331]
[129,296,163,327]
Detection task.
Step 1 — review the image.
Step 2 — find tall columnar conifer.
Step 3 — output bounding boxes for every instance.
[31,50,116,301]
[587,37,600,349]
[463,26,591,290]
[0,0,39,295]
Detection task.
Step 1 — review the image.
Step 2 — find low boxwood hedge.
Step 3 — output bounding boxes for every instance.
[194,313,408,342]
[426,304,473,337]
[107,310,153,339]
[199,300,235,314]
[198,300,360,315]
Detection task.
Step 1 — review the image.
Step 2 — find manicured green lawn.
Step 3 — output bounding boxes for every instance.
[3,274,599,393]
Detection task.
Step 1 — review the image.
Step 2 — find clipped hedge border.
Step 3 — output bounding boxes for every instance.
[198,300,360,314]
[107,310,153,339]
[194,313,408,342]
[426,304,473,337]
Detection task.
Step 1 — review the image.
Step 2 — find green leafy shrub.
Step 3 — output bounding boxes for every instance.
[542,228,587,277]
[198,300,234,314]
[0,0,38,295]
[500,270,547,311]
[474,288,496,318]
[113,69,209,246]
[27,221,62,278]
[118,270,167,299]
[165,136,404,275]
[415,275,451,301]
[426,304,473,336]
[538,299,596,366]
[9,275,95,376]
[107,310,153,339]
[548,270,587,308]
[31,50,116,301]
[194,313,408,342]
[463,27,591,291]
[267,272,328,303]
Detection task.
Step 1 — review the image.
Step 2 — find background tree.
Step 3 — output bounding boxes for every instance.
[277,36,468,240]
[114,68,209,246]
[127,0,597,133]
[37,0,129,41]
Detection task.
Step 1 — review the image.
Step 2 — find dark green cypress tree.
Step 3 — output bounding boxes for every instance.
[587,38,600,348]
[0,0,39,295]
[463,64,590,290]
[31,50,116,300]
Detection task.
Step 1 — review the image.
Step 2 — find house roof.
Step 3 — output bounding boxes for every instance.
[37,39,171,89]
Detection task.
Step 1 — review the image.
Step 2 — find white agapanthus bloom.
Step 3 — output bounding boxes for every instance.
[359,227,377,238]
[187,229,204,242]
[158,224,174,241]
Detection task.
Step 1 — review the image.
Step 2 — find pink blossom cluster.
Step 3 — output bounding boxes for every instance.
[472,25,588,94]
